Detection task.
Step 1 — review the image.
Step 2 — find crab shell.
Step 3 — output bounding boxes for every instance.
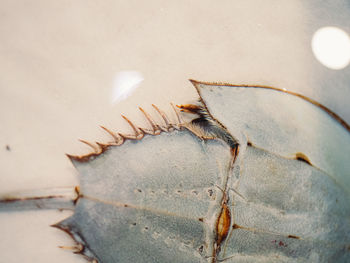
[54,80,350,263]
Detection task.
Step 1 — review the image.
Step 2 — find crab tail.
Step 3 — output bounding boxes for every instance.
[0,187,78,211]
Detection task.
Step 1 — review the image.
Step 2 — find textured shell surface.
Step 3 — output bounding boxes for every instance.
[2,2,350,262]
[33,80,350,263]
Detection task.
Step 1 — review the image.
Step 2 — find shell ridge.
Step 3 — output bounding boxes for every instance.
[245,144,349,194]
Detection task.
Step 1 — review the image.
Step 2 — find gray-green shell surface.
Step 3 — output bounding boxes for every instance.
[56,80,350,262]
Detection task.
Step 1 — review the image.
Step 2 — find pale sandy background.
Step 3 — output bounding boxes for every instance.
[0,1,349,262]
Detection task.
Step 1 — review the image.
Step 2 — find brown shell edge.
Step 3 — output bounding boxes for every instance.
[189,79,350,133]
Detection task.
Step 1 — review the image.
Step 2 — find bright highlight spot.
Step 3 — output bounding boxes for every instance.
[112,71,144,104]
[311,27,350,70]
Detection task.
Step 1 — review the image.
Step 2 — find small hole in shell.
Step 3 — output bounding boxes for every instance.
[198,245,204,253]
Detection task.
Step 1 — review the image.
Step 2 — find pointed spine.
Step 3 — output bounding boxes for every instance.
[66,104,181,163]
[100,125,124,145]
[170,102,183,130]
[120,115,144,140]
[139,107,161,135]
[152,104,172,131]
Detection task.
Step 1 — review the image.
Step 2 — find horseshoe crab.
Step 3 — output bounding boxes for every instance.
[1,80,350,262]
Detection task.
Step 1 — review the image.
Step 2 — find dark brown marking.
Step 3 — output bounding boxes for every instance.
[199,218,204,222]
[232,223,241,230]
[0,195,65,203]
[198,245,204,253]
[75,186,81,195]
[5,145,10,151]
[247,141,252,146]
[231,145,239,163]
[295,152,312,165]
[124,204,128,207]
[288,235,300,239]
[74,186,81,205]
